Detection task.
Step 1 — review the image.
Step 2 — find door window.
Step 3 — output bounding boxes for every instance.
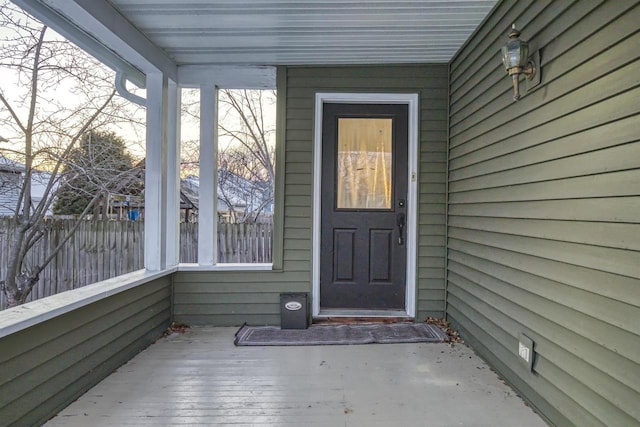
[336,118,393,209]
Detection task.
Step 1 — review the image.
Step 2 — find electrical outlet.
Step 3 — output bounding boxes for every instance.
[518,333,535,372]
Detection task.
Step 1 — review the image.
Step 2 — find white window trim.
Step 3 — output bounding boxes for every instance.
[189,80,277,271]
[312,92,419,317]
[178,263,273,271]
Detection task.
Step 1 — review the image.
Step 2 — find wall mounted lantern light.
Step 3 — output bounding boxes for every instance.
[501,24,540,101]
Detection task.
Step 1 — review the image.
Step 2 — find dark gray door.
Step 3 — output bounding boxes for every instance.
[320,103,408,310]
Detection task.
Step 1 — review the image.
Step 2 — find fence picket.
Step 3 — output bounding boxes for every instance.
[0,218,272,309]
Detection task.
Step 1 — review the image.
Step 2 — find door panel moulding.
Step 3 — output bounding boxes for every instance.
[312,93,419,318]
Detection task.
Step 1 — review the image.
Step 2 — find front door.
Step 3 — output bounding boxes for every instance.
[320,103,408,311]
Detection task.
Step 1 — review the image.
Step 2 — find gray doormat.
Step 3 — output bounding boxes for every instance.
[234,323,449,346]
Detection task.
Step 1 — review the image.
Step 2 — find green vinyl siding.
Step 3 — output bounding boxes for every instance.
[173,65,449,325]
[448,1,640,426]
[0,276,171,426]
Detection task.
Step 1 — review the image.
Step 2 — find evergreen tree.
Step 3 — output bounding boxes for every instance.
[54,131,136,215]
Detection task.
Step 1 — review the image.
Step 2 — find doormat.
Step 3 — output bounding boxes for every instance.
[234,322,449,346]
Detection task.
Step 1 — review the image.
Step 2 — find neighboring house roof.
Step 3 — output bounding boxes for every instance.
[0,156,57,216]
[182,172,273,214]
[0,155,24,173]
[0,155,23,216]
[180,177,199,210]
[31,171,56,216]
[0,171,21,216]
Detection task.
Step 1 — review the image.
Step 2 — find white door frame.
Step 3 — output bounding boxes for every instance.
[312,92,419,317]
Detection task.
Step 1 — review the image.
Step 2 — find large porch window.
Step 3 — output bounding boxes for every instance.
[0,4,150,309]
[179,88,277,267]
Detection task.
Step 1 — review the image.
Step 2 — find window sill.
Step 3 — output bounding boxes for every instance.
[178,263,273,272]
[0,268,176,339]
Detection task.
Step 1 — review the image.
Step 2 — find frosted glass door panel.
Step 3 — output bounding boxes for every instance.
[336,118,392,209]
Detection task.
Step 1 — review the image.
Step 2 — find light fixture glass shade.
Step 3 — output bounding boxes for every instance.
[502,25,538,101]
[501,38,529,70]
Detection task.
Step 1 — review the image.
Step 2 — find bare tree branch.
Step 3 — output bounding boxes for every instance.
[0,3,143,307]
[0,92,26,133]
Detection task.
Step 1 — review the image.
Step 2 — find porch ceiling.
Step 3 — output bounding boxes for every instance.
[107,0,498,66]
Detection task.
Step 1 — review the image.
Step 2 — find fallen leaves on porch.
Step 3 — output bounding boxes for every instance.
[425,317,464,344]
[163,321,190,337]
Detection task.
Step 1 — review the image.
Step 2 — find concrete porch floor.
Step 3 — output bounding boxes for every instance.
[46,327,547,427]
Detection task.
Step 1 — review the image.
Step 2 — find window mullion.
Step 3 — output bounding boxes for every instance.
[197,85,218,265]
[165,79,181,267]
[144,71,167,271]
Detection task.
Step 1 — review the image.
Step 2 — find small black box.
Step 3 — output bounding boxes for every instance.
[280,293,309,329]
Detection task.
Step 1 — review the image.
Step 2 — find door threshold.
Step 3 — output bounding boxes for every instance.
[314,309,414,324]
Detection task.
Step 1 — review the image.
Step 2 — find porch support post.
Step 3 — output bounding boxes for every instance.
[145,71,168,271]
[165,79,181,267]
[198,86,218,265]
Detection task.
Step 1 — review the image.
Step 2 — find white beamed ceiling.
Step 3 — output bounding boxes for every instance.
[107,0,498,66]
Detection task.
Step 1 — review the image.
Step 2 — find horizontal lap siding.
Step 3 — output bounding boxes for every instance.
[173,270,310,326]
[0,276,171,426]
[448,1,640,426]
[173,65,448,325]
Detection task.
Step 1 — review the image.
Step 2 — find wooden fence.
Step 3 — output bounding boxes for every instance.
[179,222,273,264]
[0,218,273,310]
